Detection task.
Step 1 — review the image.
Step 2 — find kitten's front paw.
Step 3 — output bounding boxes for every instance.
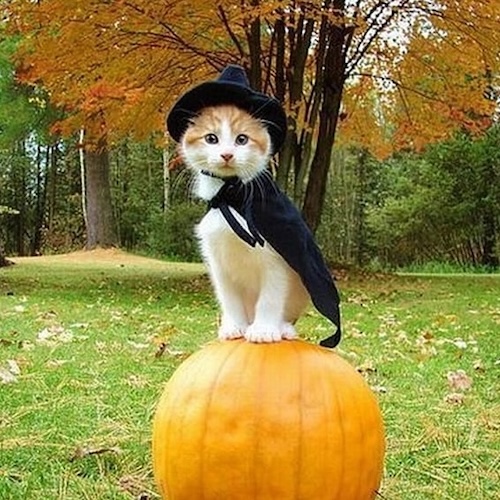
[245,323,296,343]
[280,322,297,340]
[218,323,246,341]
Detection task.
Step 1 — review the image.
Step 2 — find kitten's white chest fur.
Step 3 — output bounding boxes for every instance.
[181,105,309,343]
[195,176,309,342]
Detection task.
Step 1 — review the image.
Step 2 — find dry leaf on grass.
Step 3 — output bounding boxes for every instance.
[473,359,485,372]
[447,369,473,391]
[356,360,377,374]
[45,359,70,368]
[36,325,74,345]
[0,359,21,384]
[69,445,122,462]
[119,474,155,499]
[444,392,465,405]
[0,368,17,384]
[127,341,150,350]
[126,374,149,388]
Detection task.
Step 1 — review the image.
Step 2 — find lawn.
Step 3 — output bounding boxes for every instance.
[1,250,499,499]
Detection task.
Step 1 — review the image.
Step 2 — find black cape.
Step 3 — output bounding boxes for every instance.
[207,172,341,348]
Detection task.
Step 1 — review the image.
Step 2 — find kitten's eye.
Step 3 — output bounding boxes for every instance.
[235,134,249,146]
[204,133,218,144]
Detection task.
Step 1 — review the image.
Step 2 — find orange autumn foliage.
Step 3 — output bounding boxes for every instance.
[6,0,500,155]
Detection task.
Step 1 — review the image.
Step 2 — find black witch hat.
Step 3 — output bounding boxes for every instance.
[167,65,287,153]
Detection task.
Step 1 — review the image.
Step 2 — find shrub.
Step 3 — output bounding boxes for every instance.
[145,202,205,262]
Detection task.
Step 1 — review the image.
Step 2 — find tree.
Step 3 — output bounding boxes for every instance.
[0,205,18,266]
[363,127,500,269]
[0,27,61,255]
[6,0,500,232]
[425,128,500,268]
[79,115,119,249]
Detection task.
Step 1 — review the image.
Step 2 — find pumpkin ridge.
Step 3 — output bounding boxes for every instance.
[290,340,304,499]
[199,340,244,498]
[323,349,346,499]
[153,347,211,498]
[351,364,368,498]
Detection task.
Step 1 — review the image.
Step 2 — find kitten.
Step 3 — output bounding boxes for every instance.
[180,105,309,343]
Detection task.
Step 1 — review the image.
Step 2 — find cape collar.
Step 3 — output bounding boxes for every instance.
[203,170,265,248]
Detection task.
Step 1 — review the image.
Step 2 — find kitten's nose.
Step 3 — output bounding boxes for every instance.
[221,153,233,162]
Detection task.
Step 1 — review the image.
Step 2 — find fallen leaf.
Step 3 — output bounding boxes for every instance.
[164,347,187,359]
[154,342,168,358]
[6,360,20,375]
[0,359,21,384]
[444,392,465,405]
[349,327,366,339]
[473,359,485,372]
[36,325,74,345]
[452,339,468,350]
[396,331,409,343]
[38,310,58,320]
[119,474,152,498]
[0,367,17,384]
[371,385,388,394]
[70,323,89,329]
[421,330,435,341]
[126,375,148,388]
[356,360,377,374]
[46,359,70,368]
[69,445,121,462]
[20,341,34,351]
[127,341,149,350]
[446,369,472,391]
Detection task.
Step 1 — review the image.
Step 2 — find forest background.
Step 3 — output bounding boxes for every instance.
[0,0,499,271]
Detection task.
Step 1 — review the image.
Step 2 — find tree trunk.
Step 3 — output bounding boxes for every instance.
[32,143,49,255]
[0,239,8,267]
[83,140,118,249]
[15,141,27,256]
[163,145,171,213]
[0,252,11,267]
[246,0,262,91]
[481,209,499,268]
[302,17,346,233]
[355,149,368,266]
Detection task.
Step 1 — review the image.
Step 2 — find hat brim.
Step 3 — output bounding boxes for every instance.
[167,81,287,154]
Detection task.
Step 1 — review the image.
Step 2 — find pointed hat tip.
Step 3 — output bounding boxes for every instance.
[217,65,250,87]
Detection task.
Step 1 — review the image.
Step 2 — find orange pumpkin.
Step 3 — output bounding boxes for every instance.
[152,339,385,500]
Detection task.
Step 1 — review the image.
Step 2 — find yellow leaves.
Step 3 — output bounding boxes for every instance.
[339,0,500,154]
[6,0,500,153]
[8,0,222,141]
[385,1,500,149]
[337,76,394,159]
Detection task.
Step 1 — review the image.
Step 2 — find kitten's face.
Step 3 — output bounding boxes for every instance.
[180,105,271,182]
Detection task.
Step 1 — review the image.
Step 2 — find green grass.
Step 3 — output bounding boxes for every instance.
[396,260,499,275]
[1,254,499,499]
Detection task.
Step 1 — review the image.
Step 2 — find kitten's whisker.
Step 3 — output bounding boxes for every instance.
[170,167,196,202]
[262,169,280,197]
[173,107,198,119]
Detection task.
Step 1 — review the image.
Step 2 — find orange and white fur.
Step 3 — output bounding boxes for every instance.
[180,105,309,342]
